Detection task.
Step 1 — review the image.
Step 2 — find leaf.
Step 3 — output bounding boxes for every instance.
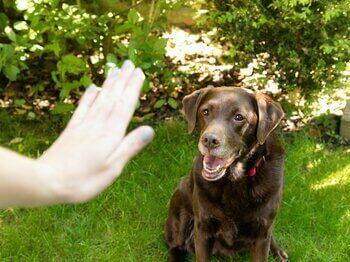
[0,13,9,31]
[0,44,14,63]
[14,99,25,106]
[4,26,16,42]
[105,53,118,75]
[80,75,92,87]
[52,102,75,114]
[59,80,81,99]
[14,21,28,31]
[51,71,59,84]
[15,0,31,11]
[153,38,167,51]
[128,40,138,62]
[154,99,165,109]
[27,111,36,120]
[114,23,133,34]
[106,53,118,64]
[15,108,26,115]
[142,79,151,93]
[140,62,151,69]
[132,113,155,123]
[28,29,37,40]
[3,64,20,81]
[57,54,86,76]
[29,44,43,52]
[168,98,178,109]
[32,83,45,93]
[9,137,23,145]
[128,10,140,25]
[45,42,61,57]
[116,43,128,56]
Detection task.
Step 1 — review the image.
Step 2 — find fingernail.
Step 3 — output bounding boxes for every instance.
[87,84,97,92]
[141,126,154,143]
[122,60,134,70]
[135,68,145,80]
[108,67,120,77]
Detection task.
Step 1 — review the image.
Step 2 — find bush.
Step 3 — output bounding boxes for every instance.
[0,0,169,107]
[204,0,350,90]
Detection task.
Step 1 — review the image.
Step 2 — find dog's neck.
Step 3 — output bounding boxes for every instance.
[227,142,266,180]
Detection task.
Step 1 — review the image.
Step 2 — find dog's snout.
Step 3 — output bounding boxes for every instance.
[201,133,221,149]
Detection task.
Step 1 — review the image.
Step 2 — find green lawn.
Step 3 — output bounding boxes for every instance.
[0,111,349,261]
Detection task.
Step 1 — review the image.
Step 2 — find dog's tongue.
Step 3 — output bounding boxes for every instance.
[204,155,224,170]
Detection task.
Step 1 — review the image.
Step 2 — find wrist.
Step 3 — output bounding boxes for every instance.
[0,147,70,208]
[34,159,68,206]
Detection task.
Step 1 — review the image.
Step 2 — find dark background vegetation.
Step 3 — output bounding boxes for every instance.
[0,0,349,124]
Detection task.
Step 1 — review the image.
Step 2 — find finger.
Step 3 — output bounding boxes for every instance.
[101,67,120,93]
[103,60,135,100]
[108,68,145,134]
[76,126,154,201]
[105,126,154,183]
[107,125,154,166]
[67,84,98,128]
[89,60,135,119]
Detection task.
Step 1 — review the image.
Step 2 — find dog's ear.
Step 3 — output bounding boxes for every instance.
[255,93,284,144]
[182,87,212,133]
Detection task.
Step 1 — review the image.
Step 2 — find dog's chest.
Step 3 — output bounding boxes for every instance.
[219,182,250,214]
[220,178,269,213]
[217,183,272,239]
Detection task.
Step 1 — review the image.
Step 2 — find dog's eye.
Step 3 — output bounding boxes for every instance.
[234,114,244,121]
[202,109,209,116]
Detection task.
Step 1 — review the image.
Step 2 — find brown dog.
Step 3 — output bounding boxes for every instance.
[164,87,288,261]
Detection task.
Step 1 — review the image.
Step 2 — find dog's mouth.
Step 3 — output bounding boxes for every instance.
[202,154,236,181]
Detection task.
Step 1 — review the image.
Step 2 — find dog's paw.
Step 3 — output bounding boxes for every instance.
[217,230,235,246]
[274,248,288,262]
[216,223,237,246]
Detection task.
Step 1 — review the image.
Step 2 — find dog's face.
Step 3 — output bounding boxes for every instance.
[183,87,284,181]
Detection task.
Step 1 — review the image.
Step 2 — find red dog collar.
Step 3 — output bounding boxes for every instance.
[248,156,265,177]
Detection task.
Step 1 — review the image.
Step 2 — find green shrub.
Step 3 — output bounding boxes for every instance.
[0,0,168,101]
[204,0,350,90]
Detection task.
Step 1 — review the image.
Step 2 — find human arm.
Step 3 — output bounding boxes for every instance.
[0,60,154,208]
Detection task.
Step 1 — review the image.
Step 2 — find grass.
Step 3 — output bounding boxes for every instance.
[0,111,349,261]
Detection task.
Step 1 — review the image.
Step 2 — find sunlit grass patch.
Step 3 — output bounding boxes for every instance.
[311,164,350,190]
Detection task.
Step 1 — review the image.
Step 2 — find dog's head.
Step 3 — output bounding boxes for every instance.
[183,87,284,181]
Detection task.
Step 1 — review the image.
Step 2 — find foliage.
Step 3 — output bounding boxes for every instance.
[204,0,350,90]
[0,43,25,81]
[1,0,348,119]
[0,0,171,106]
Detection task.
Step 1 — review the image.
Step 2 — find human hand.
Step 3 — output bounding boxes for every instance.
[38,60,154,204]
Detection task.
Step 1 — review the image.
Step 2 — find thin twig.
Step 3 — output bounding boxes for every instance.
[115,1,145,16]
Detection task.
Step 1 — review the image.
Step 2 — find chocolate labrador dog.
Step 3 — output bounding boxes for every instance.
[164,87,288,262]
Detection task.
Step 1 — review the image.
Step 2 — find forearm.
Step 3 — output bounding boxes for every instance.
[0,147,58,208]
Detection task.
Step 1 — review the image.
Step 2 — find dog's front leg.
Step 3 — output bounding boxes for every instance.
[194,220,211,262]
[250,235,271,262]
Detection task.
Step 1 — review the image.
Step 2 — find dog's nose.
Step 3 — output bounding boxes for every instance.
[201,133,220,149]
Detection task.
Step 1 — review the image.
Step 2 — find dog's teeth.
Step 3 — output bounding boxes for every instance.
[204,164,221,174]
